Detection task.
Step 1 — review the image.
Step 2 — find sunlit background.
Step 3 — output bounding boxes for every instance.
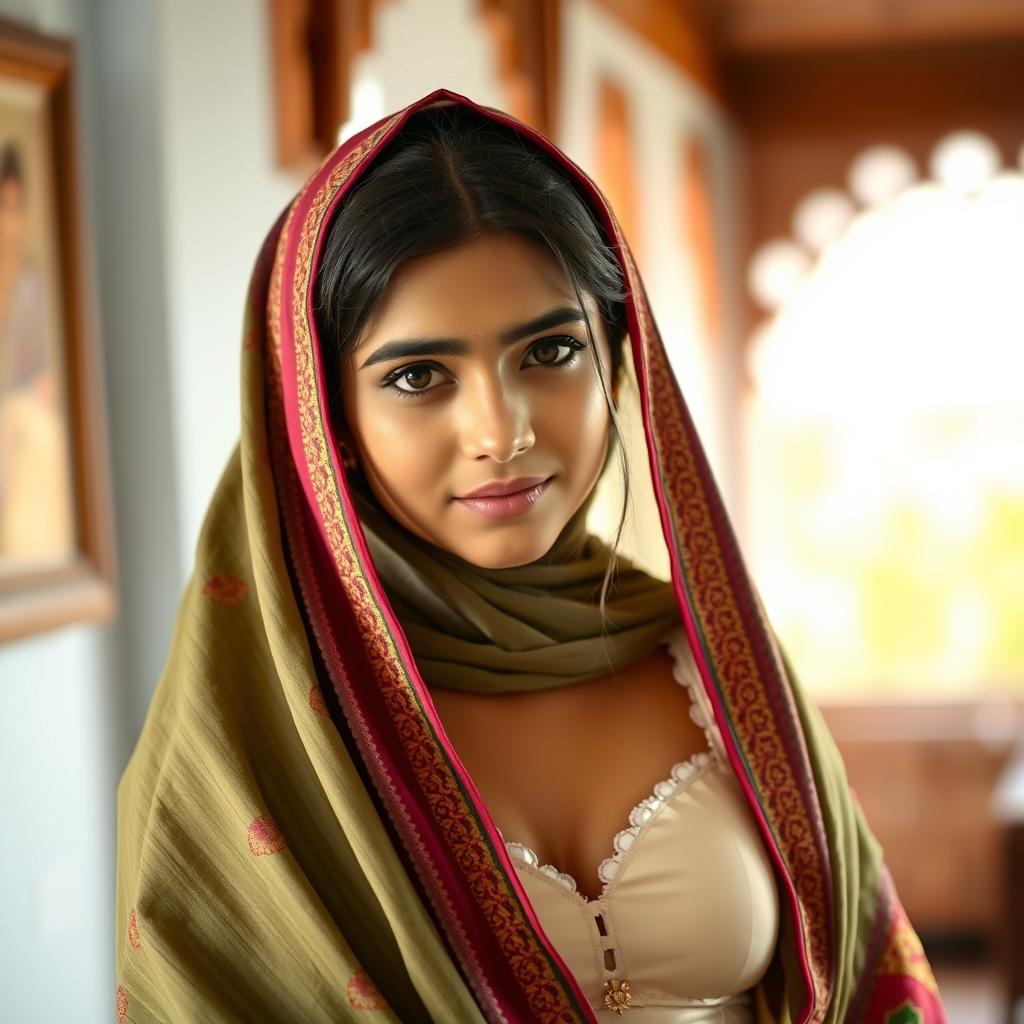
[747,133,1024,698]
[0,1,1021,1021]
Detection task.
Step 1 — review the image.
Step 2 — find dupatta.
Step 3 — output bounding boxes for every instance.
[115,88,948,1024]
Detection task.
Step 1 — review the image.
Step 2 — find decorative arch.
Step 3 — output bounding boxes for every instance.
[744,127,1024,698]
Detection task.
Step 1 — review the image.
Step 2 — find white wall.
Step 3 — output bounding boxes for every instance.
[0,2,119,1020]
[342,0,504,139]
[156,3,299,579]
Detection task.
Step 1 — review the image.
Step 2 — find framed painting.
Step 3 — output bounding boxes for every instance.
[0,18,116,644]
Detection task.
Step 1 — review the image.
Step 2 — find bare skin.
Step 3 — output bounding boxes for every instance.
[339,231,708,901]
[431,644,709,903]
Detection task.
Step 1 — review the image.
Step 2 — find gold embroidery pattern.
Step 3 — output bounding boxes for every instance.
[612,222,834,1021]
[879,901,940,997]
[265,114,584,1022]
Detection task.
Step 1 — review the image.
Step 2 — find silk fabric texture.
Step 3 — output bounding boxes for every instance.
[115,88,948,1024]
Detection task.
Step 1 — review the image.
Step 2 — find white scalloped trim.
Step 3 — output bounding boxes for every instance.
[663,624,726,765]
[505,841,582,895]
[595,748,714,888]
[503,624,722,902]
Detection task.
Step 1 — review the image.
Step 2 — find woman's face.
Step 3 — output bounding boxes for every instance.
[338,231,615,569]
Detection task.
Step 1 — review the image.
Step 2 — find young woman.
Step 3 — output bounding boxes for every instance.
[115,89,948,1024]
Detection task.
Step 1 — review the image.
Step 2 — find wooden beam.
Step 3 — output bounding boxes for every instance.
[711,0,1024,55]
[590,0,723,101]
[476,0,561,135]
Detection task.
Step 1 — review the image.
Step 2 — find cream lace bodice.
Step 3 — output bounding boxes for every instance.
[499,624,780,1021]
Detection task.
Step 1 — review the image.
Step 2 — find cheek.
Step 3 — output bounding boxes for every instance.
[359,400,443,485]
[575,375,611,430]
[536,378,609,456]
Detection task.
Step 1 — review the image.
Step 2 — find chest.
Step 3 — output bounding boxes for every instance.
[429,643,711,902]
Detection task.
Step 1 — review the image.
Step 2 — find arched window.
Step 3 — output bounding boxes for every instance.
[745,131,1024,696]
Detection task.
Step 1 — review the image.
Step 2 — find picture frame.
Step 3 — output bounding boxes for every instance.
[0,17,117,644]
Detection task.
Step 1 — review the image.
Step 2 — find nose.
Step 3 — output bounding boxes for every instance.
[457,373,535,462]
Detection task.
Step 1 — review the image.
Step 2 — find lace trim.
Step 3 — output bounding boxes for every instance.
[663,624,725,763]
[503,624,723,903]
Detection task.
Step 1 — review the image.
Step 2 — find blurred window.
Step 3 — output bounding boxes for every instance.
[745,132,1024,697]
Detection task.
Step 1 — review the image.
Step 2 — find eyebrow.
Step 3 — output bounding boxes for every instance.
[357,305,587,369]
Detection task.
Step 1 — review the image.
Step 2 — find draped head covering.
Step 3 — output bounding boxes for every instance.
[115,88,947,1024]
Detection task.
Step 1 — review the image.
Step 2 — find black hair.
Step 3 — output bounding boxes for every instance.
[313,103,634,614]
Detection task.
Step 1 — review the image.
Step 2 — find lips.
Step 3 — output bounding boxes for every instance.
[455,477,553,520]
[458,475,551,500]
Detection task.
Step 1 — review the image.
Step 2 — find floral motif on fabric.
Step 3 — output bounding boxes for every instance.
[308,684,330,717]
[247,814,287,856]
[880,906,940,996]
[884,999,924,1024]
[347,969,389,1010]
[202,574,249,606]
[127,908,141,951]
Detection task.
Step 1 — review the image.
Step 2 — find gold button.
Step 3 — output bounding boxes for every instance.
[602,978,632,1014]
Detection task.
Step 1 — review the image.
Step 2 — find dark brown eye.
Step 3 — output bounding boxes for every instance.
[403,367,433,390]
[527,337,586,368]
[382,337,587,402]
[532,340,562,365]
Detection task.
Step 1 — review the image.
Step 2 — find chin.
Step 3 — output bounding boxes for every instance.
[469,551,538,570]
[453,525,561,570]
[466,553,540,570]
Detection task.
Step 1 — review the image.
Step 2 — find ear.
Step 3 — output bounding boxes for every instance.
[335,431,359,471]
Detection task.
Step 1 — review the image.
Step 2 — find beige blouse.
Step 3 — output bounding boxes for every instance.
[500,625,780,1022]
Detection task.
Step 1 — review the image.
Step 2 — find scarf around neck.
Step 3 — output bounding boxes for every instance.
[349,470,681,692]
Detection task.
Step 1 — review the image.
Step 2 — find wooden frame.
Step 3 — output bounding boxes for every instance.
[0,18,116,644]
[269,0,377,172]
[268,0,562,171]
